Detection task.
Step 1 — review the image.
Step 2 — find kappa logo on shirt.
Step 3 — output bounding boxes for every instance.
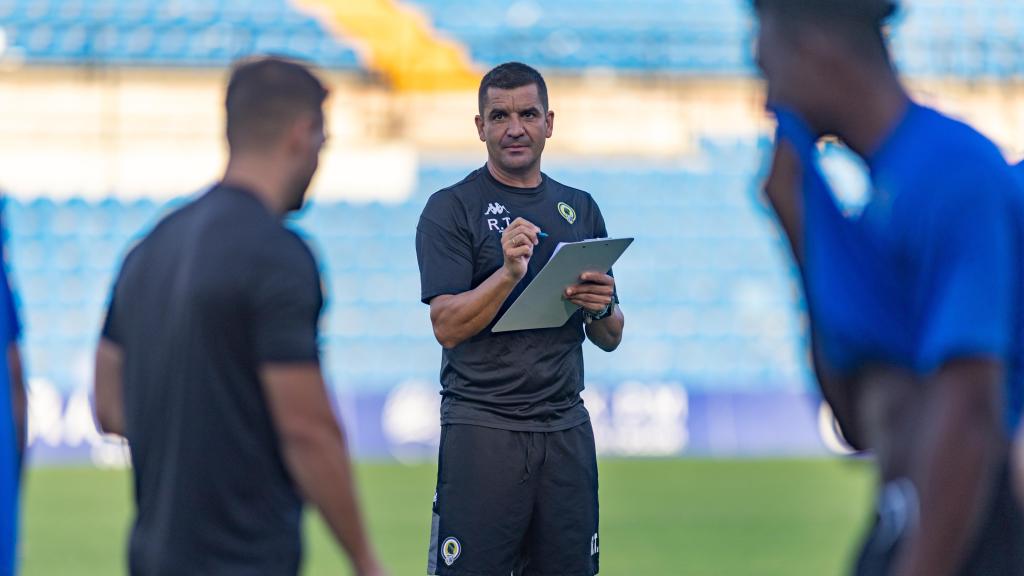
[485,202,513,232]
[484,203,509,216]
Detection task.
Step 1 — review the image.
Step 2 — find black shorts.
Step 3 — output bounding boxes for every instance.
[854,459,1024,576]
[427,422,600,576]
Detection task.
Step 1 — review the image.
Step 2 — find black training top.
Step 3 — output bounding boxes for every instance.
[102,185,323,576]
[416,166,612,432]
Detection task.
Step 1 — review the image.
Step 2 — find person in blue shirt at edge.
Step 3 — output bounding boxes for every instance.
[1013,159,1024,504]
[753,1,1024,575]
[0,204,25,576]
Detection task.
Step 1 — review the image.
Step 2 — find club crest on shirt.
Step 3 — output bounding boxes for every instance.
[557,202,577,224]
[442,537,462,566]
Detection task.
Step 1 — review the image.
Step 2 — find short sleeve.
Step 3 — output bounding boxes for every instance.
[101,245,140,346]
[591,200,609,240]
[915,172,1014,370]
[0,208,18,345]
[251,236,323,365]
[416,194,474,304]
[0,261,19,346]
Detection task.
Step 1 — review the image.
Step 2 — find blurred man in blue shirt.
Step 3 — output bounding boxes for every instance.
[754,1,1024,574]
[0,205,25,576]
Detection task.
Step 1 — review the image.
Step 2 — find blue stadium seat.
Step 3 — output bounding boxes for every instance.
[0,0,360,69]
[396,0,1024,77]
[8,0,1013,76]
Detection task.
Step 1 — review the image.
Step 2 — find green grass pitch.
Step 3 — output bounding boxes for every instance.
[19,458,875,575]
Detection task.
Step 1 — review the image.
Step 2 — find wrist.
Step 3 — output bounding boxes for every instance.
[499,264,524,285]
[584,299,616,324]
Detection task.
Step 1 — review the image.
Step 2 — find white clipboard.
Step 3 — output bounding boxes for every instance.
[492,237,633,333]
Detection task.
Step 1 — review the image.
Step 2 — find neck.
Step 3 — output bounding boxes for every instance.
[831,67,910,159]
[486,160,543,188]
[221,154,288,217]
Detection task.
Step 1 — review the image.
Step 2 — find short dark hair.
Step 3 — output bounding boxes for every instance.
[225,56,328,152]
[478,62,549,115]
[753,0,898,61]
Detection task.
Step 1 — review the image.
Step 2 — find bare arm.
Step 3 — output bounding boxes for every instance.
[763,138,804,265]
[261,364,385,576]
[808,332,867,450]
[585,307,624,352]
[894,358,1004,576]
[93,338,125,436]
[6,344,24,456]
[430,270,520,349]
[429,218,540,348]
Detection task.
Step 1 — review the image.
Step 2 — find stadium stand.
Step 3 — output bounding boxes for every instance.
[2,0,1023,77]
[404,0,753,74]
[404,0,1024,78]
[0,0,360,68]
[4,138,812,400]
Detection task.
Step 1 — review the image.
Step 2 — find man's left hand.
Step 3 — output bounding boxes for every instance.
[564,272,615,313]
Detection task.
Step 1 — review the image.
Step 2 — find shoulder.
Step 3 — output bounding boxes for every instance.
[545,174,597,205]
[428,168,486,205]
[916,107,1008,176]
[893,107,1017,211]
[259,226,319,277]
[902,113,1022,246]
[420,168,486,225]
[544,174,605,227]
[117,198,199,274]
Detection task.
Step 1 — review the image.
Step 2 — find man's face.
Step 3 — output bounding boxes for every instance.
[756,10,827,133]
[476,84,554,177]
[286,112,326,212]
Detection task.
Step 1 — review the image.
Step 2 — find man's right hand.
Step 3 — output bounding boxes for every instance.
[501,217,541,281]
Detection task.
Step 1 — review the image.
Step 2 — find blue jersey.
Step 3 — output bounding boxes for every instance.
[0,207,20,576]
[775,104,1024,432]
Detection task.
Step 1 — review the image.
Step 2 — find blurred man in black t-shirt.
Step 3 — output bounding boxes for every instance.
[93,57,386,576]
[416,62,624,576]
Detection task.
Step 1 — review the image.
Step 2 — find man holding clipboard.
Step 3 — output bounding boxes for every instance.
[416,62,624,576]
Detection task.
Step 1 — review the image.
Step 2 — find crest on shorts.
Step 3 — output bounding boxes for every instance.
[557,202,577,224]
[442,537,462,566]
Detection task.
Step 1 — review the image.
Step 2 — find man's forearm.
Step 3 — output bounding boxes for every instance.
[282,425,380,575]
[763,140,804,265]
[808,333,865,450]
[94,341,125,436]
[895,364,1003,576]
[585,308,624,352]
[430,267,519,348]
